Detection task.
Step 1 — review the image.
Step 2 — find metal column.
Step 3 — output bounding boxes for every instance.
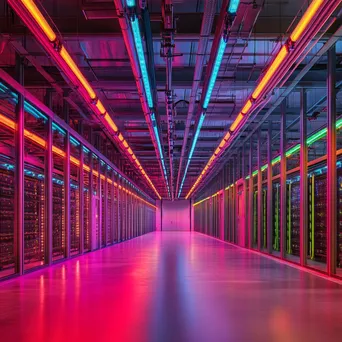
[79,144,84,254]
[267,121,273,253]
[300,89,308,266]
[14,54,24,275]
[45,116,53,265]
[257,128,263,250]
[104,168,108,246]
[248,137,254,249]
[280,101,287,259]
[89,154,94,250]
[232,157,236,243]
[327,46,337,275]
[242,144,248,247]
[65,131,71,258]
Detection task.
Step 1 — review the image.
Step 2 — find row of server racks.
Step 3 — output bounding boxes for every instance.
[0,78,156,280]
[194,142,342,279]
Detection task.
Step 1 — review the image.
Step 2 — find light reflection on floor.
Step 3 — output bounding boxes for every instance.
[0,232,341,342]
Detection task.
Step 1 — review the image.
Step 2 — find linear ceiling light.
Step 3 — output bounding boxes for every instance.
[126,0,136,7]
[178,112,206,197]
[21,0,56,42]
[290,0,324,43]
[10,0,161,199]
[203,37,227,109]
[228,0,241,15]
[130,18,154,108]
[252,45,289,100]
[185,0,330,199]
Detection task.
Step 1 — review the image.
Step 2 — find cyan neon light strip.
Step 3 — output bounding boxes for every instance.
[195,116,342,204]
[126,0,136,7]
[151,113,170,196]
[203,37,226,109]
[228,0,241,14]
[131,18,153,108]
[178,113,206,197]
[70,135,80,146]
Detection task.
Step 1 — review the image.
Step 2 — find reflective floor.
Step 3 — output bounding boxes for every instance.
[0,232,342,342]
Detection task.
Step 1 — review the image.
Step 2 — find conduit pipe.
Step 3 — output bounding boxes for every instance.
[186,0,342,199]
[8,0,161,199]
[113,0,169,198]
[175,0,218,197]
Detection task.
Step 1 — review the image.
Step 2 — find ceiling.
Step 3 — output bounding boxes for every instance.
[1,0,342,199]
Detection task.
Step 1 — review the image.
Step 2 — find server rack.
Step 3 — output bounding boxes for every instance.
[308,165,328,265]
[286,174,300,258]
[272,181,281,252]
[0,158,15,275]
[24,164,45,269]
[0,77,156,281]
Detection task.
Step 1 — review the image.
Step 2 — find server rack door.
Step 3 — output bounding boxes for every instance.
[23,106,47,269]
[237,183,245,247]
[272,181,281,253]
[0,99,16,278]
[92,196,100,250]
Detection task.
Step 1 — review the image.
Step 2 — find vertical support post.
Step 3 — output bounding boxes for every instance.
[327,46,337,276]
[15,54,24,275]
[232,157,236,243]
[45,116,53,265]
[65,131,71,258]
[79,144,84,254]
[257,128,263,250]
[300,89,308,266]
[112,173,115,244]
[98,161,102,247]
[104,168,108,246]
[280,100,287,259]
[243,143,248,247]
[267,121,273,253]
[89,154,94,250]
[248,137,254,249]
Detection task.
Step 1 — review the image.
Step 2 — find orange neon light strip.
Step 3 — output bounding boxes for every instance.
[241,100,252,114]
[252,45,289,100]
[290,0,324,42]
[12,1,163,200]
[185,0,327,200]
[60,46,96,100]
[21,0,57,42]
[104,113,118,133]
[0,113,157,207]
[96,100,106,115]
[230,113,244,132]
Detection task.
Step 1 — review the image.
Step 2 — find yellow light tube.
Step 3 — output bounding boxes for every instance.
[241,100,252,114]
[21,0,56,42]
[230,113,244,132]
[96,100,106,115]
[290,0,324,42]
[104,113,118,133]
[60,46,96,100]
[252,45,289,100]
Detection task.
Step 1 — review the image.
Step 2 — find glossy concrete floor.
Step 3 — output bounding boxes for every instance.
[0,232,342,342]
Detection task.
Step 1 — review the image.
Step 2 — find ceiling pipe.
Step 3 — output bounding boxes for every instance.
[113,0,169,198]
[189,2,342,198]
[161,0,177,200]
[175,0,218,197]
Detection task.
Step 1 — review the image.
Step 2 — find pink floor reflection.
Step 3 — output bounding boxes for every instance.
[0,232,341,342]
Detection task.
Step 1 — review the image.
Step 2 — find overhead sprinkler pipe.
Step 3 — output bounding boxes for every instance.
[185,0,342,199]
[178,0,241,198]
[9,0,161,199]
[176,0,218,198]
[114,0,170,198]
[161,0,177,199]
